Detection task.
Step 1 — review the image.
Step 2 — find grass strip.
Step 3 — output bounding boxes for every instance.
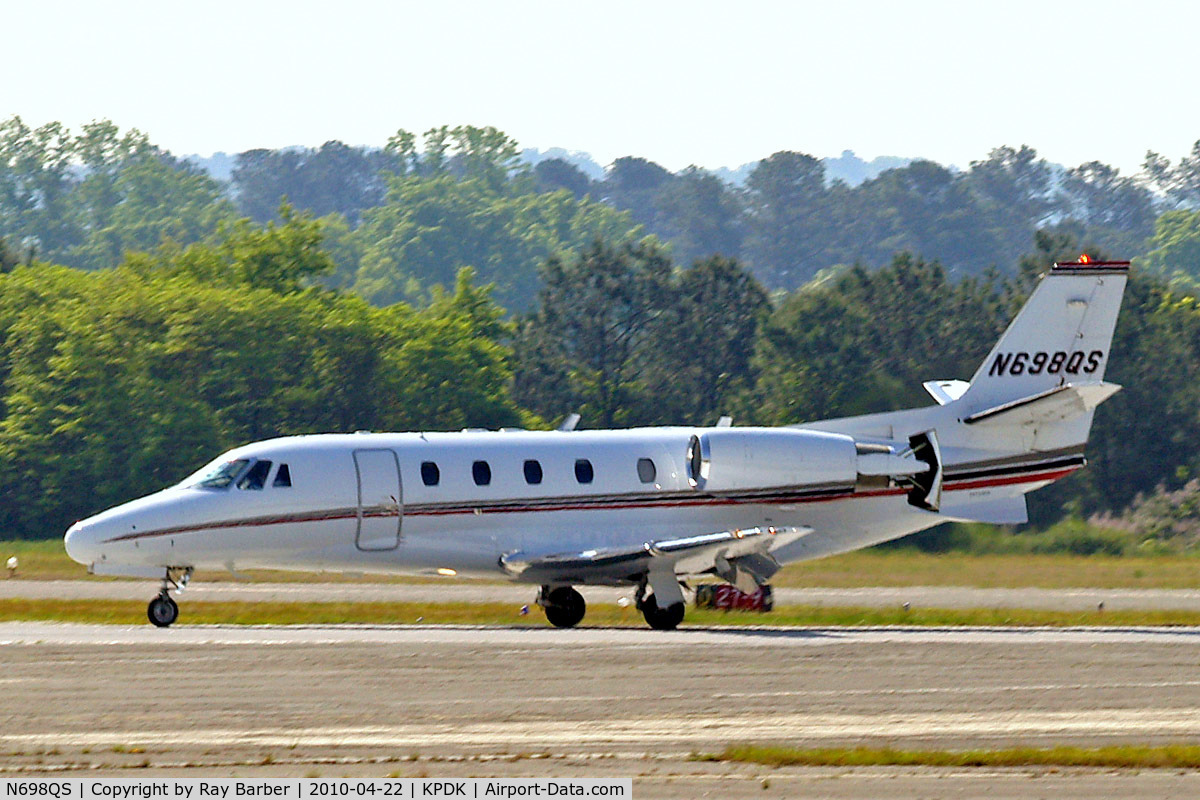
[6,598,1200,627]
[693,743,1200,769]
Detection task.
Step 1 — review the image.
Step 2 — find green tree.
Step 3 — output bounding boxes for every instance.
[0,237,21,273]
[744,253,1010,424]
[652,167,744,266]
[532,158,593,198]
[1138,210,1200,286]
[644,255,769,424]
[963,145,1057,256]
[0,116,79,257]
[0,223,531,538]
[0,272,223,535]
[742,151,832,286]
[126,203,335,293]
[63,120,236,269]
[600,156,675,233]
[1142,140,1200,209]
[1056,161,1156,257]
[513,240,672,428]
[843,161,1005,276]
[352,174,640,310]
[231,140,394,225]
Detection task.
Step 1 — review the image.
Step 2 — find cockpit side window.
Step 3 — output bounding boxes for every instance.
[237,460,272,490]
[273,463,292,488]
[194,459,251,489]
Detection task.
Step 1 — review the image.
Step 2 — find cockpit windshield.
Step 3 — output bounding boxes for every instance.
[191,459,251,489]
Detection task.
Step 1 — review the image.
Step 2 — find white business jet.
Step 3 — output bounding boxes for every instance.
[64,257,1129,630]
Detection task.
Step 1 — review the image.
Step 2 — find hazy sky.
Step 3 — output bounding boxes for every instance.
[5,0,1197,173]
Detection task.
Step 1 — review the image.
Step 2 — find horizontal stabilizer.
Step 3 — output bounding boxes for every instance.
[924,379,971,405]
[962,382,1121,427]
[939,494,1028,525]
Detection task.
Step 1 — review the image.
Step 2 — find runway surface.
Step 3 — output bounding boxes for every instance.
[3,621,1200,797]
[8,578,1200,610]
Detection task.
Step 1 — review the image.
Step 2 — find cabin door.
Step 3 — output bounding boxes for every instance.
[353,449,402,551]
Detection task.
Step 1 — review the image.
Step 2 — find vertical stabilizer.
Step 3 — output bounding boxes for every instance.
[959,258,1129,412]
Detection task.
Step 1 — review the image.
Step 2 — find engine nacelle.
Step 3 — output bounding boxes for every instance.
[686,428,858,492]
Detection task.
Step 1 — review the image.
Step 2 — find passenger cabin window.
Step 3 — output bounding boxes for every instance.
[637,458,657,484]
[524,459,543,484]
[237,460,272,490]
[273,463,292,488]
[195,459,250,489]
[574,458,594,484]
[472,460,492,486]
[421,461,440,486]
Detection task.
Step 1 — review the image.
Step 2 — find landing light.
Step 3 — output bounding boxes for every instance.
[436,568,457,577]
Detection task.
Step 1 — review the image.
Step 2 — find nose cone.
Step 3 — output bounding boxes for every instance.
[64,519,97,566]
[63,488,216,569]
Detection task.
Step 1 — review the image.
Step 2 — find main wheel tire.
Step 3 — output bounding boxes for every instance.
[147,594,178,628]
[543,586,586,628]
[641,594,685,630]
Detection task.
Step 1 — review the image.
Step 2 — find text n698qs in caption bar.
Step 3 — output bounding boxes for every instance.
[2,780,632,800]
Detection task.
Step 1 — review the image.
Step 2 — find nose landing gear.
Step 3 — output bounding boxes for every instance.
[147,593,178,627]
[147,567,192,628]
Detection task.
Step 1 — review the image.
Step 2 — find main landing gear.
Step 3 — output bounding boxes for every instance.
[147,567,192,628]
[635,578,686,631]
[538,585,587,628]
[538,578,688,630]
[638,592,686,631]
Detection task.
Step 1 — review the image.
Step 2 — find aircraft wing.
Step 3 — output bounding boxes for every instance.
[499,525,811,593]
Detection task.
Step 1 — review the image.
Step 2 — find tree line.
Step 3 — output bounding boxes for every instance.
[6,117,1200,310]
[3,117,1200,545]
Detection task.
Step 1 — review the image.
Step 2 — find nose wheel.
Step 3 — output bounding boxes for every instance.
[147,593,179,627]
[147,567,191,627]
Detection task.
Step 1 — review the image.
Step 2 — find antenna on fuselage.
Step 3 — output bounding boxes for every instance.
[558,413,581,432]
[716,415,733,427]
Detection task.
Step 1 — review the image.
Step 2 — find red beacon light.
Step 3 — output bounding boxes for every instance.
[1050,254,1129,271]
